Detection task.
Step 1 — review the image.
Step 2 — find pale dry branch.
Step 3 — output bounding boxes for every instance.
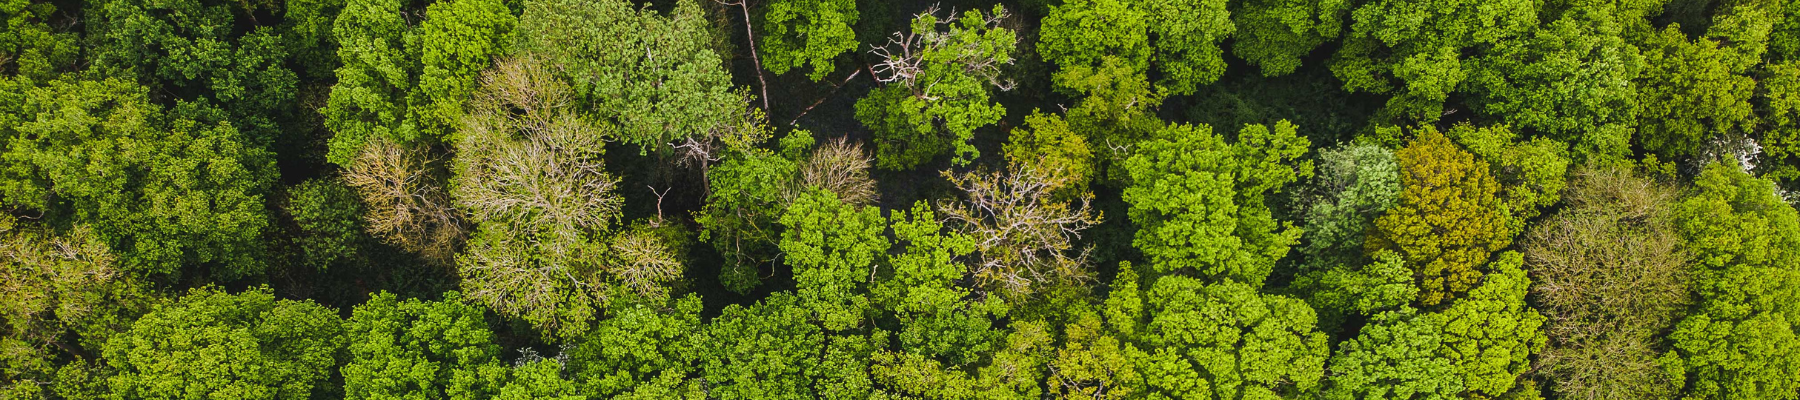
[801,137,877,205]
[939,163,1099,297]
[345,138,466,265]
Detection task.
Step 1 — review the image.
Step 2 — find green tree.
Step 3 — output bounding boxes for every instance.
[323,0,515,164]
[1365,127,1513,306]
[1036,0,1233,95]
[1123,121,1311,284]
[0,78,276,279]
[409,0,516,143]
[1466,10,1643,162]
[286,178,367,271]
[1331,0,1537,122]
[565,296,707,398]
[1232,0,1349,76]
[1664,162,1800,400]
[103,287,343,400]
[1003,111,1095,199]
[1324,308,1464,400]
[0,0,77,80]
[697,293,877,399]
[323,0,417,165]
[1634,25,1757,158]
[513,0,739,152]
[696,132,802,293]
[758,0,859,80]
[341,291,508,400]
[86,0,298,143]
[1128,276,1331,399]
[1037,0,1151,78]
[1295,143,1402,272]
[1436,252,1548,398]
[857,5,1016,169]
[1761,61,1800,185]
[496,358,584,400]
[778,189,887,331]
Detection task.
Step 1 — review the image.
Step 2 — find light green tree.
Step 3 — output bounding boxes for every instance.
[103,287,343,400]
[1123,121,1311,284]
[341,291,508,400]
[0,78,276,279]
[1664,162,1800,400]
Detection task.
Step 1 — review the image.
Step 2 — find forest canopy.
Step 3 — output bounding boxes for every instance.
[4,0,1800,399]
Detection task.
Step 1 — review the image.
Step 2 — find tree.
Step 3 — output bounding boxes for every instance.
[103,287,343,400]
[1466,10,1643,162]
[939,164,1101,298]
[1443,123,1571,227]
[286,178,367,271]
[778,189,887,331]
[0,219,147,400]
[1147,0,1236,94]
[1036,0,1233,95]
[696,293,876,399]
[343,138,465,265]
[1123,121,1311,284]
[1003,111,1096,199]
[1761,61,1800,184]
[0,78,277,279]
[1330,0,1537,122]
[1664,162,1800,400]
[409,0,515,143]
[341,291,508,400]
[323,0,516,164]
[0,0,77,80]
[1324,308,1464,400]
[1128,276,1331,398]
[1634,26,1757,158]
[512,0,739,152]
[497,358,585,400]
[697,133,803,293]
[1365,126,1513,306]
[758,0,859,80]
[1523,166,1688,400]
[858,5,1016,169]
[1436,252,1548,398]
[1295,143,1402,272]
[565,296,707,398]
[323,0,416,165]
[874,203,998,367]
[1232,0,1349,76]
[1037,0,1151,78]
[86,0,298,144]
[451,56,679,338]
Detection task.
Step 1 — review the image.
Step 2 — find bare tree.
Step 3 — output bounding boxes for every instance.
[800,137,877,205]
[939,164,1099,297]
[1524,165,1690,400]
[344,138,465,265]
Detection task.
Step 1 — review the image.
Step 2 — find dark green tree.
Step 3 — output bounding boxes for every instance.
[857,5,1016,169]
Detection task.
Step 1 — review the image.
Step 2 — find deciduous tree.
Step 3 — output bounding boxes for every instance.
[1123,121,1311,284]
[858,5,1016,169]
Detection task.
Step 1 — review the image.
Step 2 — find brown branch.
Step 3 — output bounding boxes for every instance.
[787,69,861,126]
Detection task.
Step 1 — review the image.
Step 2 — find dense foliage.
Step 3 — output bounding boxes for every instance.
[5,0,1800,398]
